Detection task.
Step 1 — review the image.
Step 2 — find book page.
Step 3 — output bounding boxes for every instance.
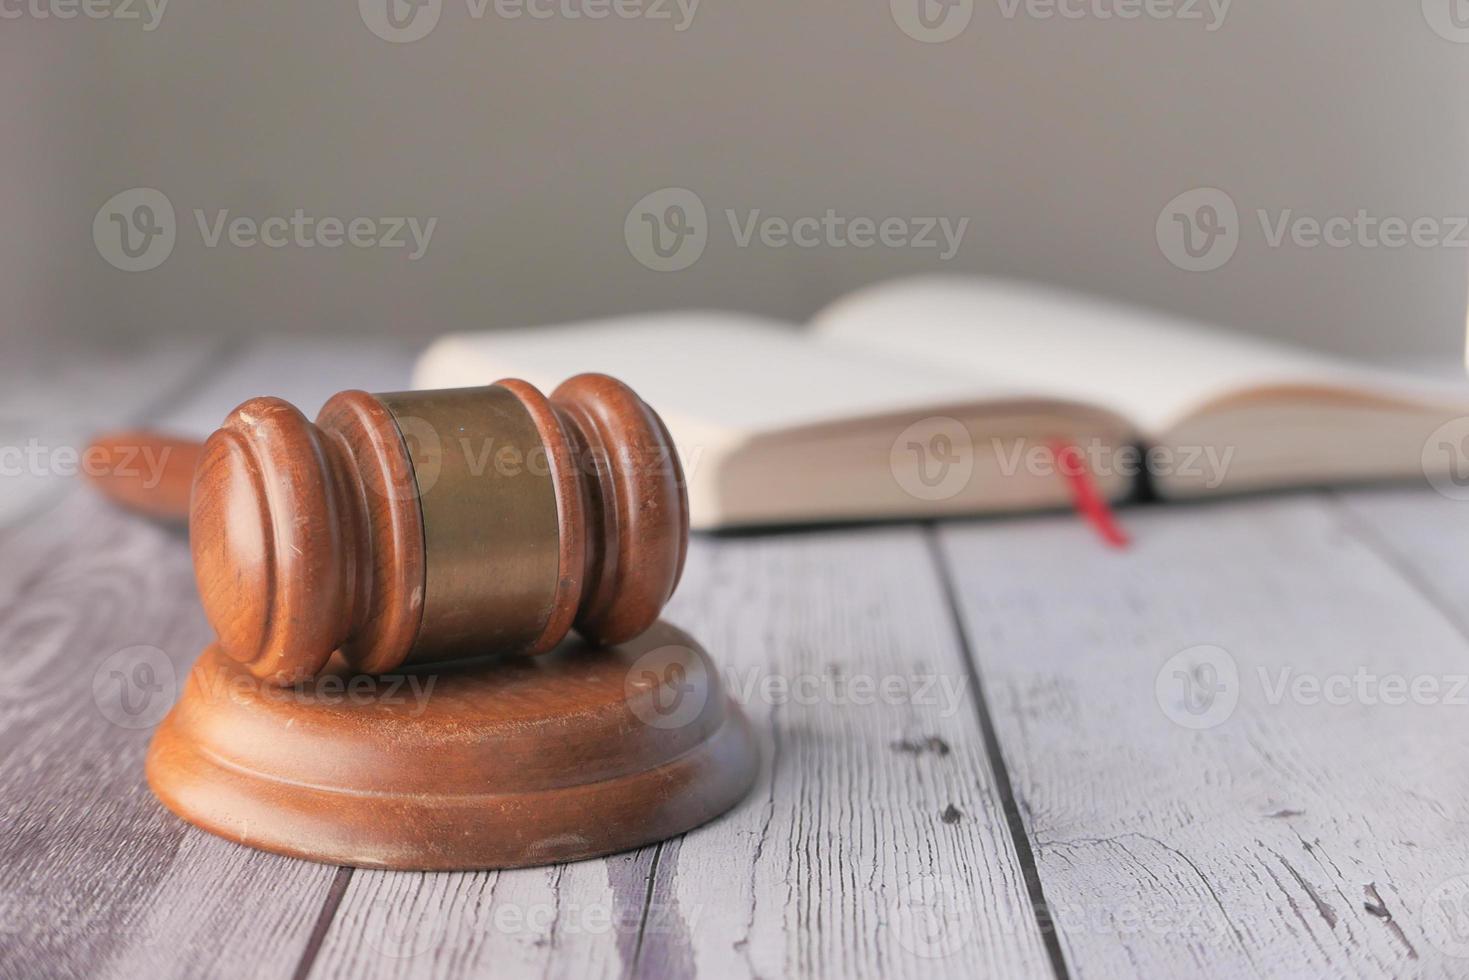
[811,276,1460,435]
[413,311,1033,437]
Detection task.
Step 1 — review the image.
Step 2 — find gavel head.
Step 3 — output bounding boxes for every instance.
[189,374,689,686]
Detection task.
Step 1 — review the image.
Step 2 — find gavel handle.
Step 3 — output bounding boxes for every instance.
[84,431,204,522]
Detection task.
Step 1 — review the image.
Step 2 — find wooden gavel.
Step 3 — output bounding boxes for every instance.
[89,375,688,686]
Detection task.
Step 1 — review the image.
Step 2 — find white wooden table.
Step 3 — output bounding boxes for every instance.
[4,339,1468,979]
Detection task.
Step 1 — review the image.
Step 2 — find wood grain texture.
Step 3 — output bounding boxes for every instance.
[0,340,419,980]
[16,335,1469,980]
[182,373,688,681]
[0,343,217,528]
[1332,486,1469,632]
[308,527,1053,980]
[0,488,343,980]
[939,495,1469,979]
[147,622,757,870]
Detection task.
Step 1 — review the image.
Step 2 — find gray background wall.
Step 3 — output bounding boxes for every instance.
[6,1,1469,360]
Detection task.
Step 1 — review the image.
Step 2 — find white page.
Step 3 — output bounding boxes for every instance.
[413,311,1027,437]
[811,276,1452,435]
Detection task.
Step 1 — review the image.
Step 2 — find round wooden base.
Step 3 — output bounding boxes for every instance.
[146,622,757,870]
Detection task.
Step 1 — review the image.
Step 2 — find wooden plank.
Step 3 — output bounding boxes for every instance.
[1332,486,1469,634]
[0,340,417,980]
[0,341,218,529]
[310,527,1054,980]
[152,336,418,438]
[938,496,1469,979]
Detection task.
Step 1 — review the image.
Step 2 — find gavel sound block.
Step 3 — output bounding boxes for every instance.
[107,375,757,870]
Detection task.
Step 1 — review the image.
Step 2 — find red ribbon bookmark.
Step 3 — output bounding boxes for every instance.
[1049,439,1130,550]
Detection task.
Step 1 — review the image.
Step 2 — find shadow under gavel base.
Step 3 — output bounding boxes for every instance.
[145,622,757,870]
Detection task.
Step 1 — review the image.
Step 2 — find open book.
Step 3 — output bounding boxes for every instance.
[413,276,1468,529]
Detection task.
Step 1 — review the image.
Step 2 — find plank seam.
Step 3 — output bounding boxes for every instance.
[1327,491,1469,650]
[290,866,354,980]
[924,523,1073,980]
[629,840,666,977]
